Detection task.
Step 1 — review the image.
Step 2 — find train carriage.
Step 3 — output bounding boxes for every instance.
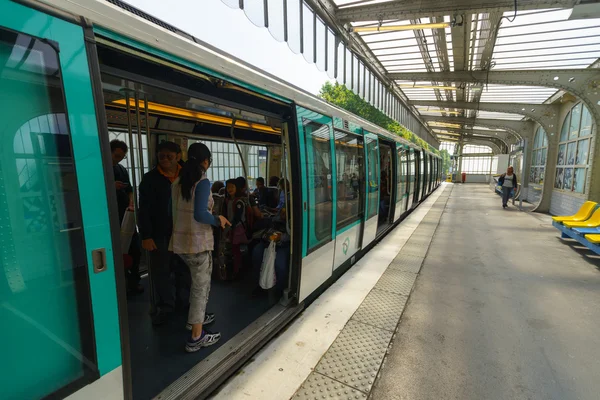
[0,1,442,399]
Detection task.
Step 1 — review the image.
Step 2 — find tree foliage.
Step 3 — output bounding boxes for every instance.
[440,149,451,175]
[319,82,437,153]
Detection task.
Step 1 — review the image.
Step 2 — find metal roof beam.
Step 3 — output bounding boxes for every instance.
[431,127,514,141]
[336,0,580,22]
[410,100,560,134]
[390,69,600,129]
[423,115,534,140]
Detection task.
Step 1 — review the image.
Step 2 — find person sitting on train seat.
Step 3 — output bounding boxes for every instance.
[110,139,142,296]
[138,141,190,326]
[252,177,268,207]
[269,176,280,187]
[211,180,224,194]
[265,178,289,214]
[236,176,263,219]
[251,206,290,300]
[170,142,230,352]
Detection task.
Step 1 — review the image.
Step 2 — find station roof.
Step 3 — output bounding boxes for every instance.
[229,1,600,148]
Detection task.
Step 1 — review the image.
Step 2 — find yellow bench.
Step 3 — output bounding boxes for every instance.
[585,234,600,244]
[552,201,597,223]
[563,208,600,228]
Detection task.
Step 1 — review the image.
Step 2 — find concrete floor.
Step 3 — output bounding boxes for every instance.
[371,184,600,400]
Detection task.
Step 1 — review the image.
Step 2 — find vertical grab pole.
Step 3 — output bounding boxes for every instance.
[230,118,248,182]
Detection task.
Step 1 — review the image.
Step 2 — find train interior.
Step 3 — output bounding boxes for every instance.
[97,42,295,399]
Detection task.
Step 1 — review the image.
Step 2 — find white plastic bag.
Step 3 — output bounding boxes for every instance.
[259,240,277,290]
[120,210,135,252]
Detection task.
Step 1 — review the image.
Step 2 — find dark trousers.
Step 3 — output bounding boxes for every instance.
[125,232,141,290]
[148,236,191,311]
[502,187,513,206]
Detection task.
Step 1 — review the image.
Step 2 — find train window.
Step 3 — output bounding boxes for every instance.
[365,136,379,219]
[303,119,333,250]
[335,131,364,230]
[397,147,407,212]
[0,28,95,398]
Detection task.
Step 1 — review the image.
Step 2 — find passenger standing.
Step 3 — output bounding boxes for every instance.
[110,139,142,295]
[170,143,230,352]
[498,166,518,209]
[138,141,188,325]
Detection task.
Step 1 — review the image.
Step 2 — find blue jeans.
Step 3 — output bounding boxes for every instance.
[502,187,513,206]
[252,241,290,292]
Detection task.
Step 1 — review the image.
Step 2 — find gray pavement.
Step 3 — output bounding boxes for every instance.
[371,184,600,400]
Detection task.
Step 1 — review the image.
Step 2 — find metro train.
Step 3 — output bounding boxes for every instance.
[0,0,442,399]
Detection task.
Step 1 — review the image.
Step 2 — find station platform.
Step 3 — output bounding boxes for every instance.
[211,183,600,400]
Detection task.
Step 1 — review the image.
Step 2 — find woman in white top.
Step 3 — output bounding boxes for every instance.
[498,166,517,209]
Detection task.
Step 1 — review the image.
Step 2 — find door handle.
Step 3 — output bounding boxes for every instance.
[92,248,107,274]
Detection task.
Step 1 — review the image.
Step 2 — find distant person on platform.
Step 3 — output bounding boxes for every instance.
[110,139,142,295]
[498,166,517,209]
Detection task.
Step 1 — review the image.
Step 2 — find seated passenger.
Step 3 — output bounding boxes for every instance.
[269,176,280,187]
[252,177,268,207]
[211,180,224,194]
[266,178,289,215]
[236,176,262,219]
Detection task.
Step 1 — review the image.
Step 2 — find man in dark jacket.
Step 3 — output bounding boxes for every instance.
[111,139,142,295]
[138,141,189,325]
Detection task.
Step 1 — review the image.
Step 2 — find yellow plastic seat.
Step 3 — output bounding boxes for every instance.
[552,201,597,223]
[585,234,600,244]
[563,208,600,228]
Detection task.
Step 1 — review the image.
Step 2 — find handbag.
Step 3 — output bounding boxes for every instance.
[120,210,135,252]
[259,240,277,290]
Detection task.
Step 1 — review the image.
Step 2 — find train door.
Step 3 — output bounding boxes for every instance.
[407,148,415,210]
[0,3,124,399]
[429,155,434,193]
[362,132,379,248]
[332,130,365,270]
[297,107,335,301]
[421,153,429,199]
[377,140,394,235]
[393,145,408,222]
[413,150,421,204]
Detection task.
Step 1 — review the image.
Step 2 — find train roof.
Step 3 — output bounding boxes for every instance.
[32,0,438,156]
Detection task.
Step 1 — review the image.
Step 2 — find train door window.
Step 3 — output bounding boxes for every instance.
[303,119,333,251]
[335,131,364,230]
[365,136,379,219]
[397,146,407,213]
[0,28,96,398]
[378,142,393,228]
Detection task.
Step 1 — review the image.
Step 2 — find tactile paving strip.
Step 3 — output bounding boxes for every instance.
[400,243,429,257]
[351,289,408,331]
[292,372,367,400]
[375,269,418,295]
[388,253,425,273]
[315,320,393,393]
